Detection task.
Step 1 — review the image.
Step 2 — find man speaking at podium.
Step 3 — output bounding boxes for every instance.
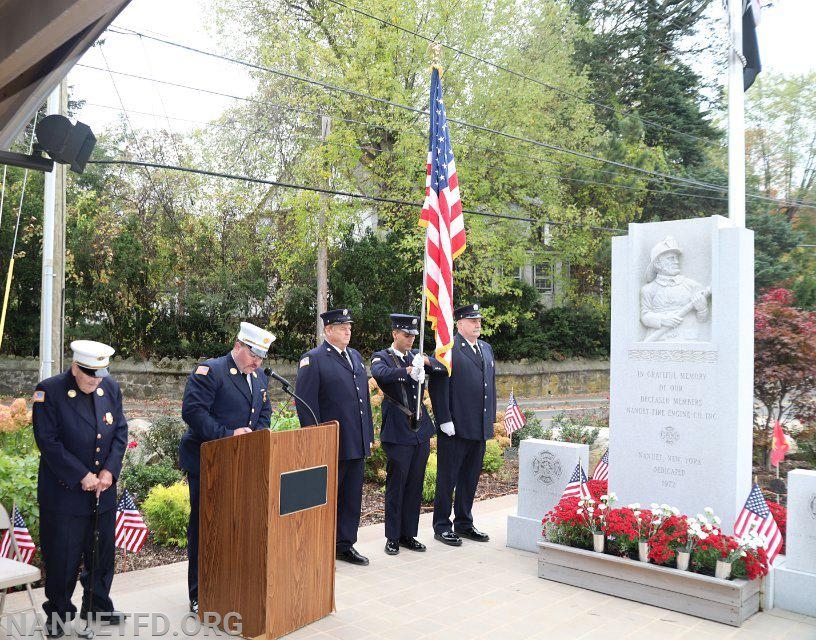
[295,308,375,566]
[179,322,274,614]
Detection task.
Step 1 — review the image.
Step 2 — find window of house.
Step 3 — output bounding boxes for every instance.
[533,261,554,294]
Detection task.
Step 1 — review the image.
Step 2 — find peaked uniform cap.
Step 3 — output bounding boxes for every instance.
[71,340,115,378]
[454,303,483,321]
[321,308,354,325]
[237,322,276,358]
[390,313,420,335]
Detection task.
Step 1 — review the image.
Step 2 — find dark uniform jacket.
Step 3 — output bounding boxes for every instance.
[371,348,444,444]
[32,370,128,515]
[294,341,374,460]
[179,353,271,475]
[429,333,497,441]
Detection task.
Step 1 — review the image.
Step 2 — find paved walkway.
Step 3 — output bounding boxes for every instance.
[2,494,814,639]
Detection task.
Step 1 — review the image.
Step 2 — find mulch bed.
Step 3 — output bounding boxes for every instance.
[113,456,520,574]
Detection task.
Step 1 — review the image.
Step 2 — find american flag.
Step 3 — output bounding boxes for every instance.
[419,66,465,374]
[0,506,36,563]
[734,483,783,563]
[561,461,592,501]
[115,490,148,553]
[503,391,526,436]
[592,449,609,481]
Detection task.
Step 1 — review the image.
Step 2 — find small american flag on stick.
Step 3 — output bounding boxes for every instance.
[115,489,148,553]
[503,391,526,436]
[734,483,783,563]
[0,505,36,563]
[592,449,609,481]
[561,461,592,501]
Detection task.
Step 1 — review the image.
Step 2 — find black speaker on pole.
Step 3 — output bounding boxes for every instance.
[35,115,97,173]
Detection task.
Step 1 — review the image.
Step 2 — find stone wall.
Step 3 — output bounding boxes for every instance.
[0,356,609,400]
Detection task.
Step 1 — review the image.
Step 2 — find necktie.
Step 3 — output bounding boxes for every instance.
[341,350,353,369]
[246,374,253,394]
[473,343,483,360]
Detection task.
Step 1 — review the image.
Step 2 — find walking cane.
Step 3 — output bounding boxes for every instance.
[77,496,100,640]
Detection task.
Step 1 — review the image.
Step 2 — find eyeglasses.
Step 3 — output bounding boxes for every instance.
[239,341,267,359]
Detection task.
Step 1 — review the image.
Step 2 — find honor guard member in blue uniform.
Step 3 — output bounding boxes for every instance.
[32,340,129,638]
[294,308,374,566]
[371,313,446,555]
[429,303,496,546]
[179,322,274,613]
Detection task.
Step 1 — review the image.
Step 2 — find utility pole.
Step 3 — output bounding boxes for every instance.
[315,116,331,344]
[39,80,67,380]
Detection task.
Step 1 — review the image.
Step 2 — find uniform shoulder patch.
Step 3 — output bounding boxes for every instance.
[33,390,45,403]
[195,365,210,375]
[299,357,310,368]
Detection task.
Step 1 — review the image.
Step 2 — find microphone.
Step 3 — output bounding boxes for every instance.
[264,367,292,389]
[264,367,319,426]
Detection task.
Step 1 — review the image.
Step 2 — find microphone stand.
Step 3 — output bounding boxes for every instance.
[264,368,319,426]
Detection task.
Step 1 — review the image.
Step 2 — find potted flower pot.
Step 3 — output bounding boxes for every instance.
[715,559,732,580]
[676,550,690,571]
[638,541,649,562]
[592,533,604,553]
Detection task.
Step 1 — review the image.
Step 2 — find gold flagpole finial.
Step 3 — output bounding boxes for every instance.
[429,43,443,70]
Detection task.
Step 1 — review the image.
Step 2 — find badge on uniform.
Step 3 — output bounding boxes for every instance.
[104,412,114,425]
[262,390,267,403]
[230,367,238,375]
[68,389,77,398]
[195,365,210,375]
[96,388,104,396]
[33,390,45,403]
[300,357,310,368]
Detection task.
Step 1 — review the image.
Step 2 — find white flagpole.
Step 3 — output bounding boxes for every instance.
[728,0,746,228]
[416,228,430,419]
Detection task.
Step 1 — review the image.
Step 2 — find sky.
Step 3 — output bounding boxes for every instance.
[66,0,816,137]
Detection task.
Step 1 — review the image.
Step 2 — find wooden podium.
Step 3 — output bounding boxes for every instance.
[199,423,339,639]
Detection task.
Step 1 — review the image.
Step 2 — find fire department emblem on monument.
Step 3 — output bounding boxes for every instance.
[531,451,561,486]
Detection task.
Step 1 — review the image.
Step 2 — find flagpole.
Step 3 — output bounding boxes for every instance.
[727,0,746,228]
[416,46,443,421]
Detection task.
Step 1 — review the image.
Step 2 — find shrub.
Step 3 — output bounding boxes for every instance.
[122,461,183,503]
[142,482,190,548]
[0,453,39,545]
[423,453,437,503]
[510,410,552,447]
[269,400,300,431]
[364,441,388,484]
[142,416,186,468]
[551,410,602,446]
[482,439,504,473]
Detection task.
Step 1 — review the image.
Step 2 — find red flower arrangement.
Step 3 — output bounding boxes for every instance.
[542,497,772,581]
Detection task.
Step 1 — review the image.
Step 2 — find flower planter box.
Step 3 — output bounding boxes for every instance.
[538,541,760,626]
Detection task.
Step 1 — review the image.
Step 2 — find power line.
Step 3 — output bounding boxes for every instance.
[86,33,816,210]
[102,28,717,190]
[87,159,626,233]
[322,0,718,147]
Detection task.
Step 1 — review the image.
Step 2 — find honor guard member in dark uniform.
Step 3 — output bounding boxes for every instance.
[429,303,496,546]
[179,322,274,614]
[294,308,374,566]
[32,340,129,638]
[371,313,446,555]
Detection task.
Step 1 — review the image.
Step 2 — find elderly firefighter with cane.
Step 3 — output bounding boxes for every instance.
[32,340,129,638]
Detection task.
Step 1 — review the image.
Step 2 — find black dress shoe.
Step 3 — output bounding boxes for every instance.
[384,539,400,555]
[456,526,490,542]
[336,547,370,566]
[44,620,66,639]
[190,599,199,614]
[434,530,462,546]
[399,537,427,552]
[79,609,128,625]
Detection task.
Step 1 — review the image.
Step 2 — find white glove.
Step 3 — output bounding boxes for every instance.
[412,353,424,369]
[409,365,425,384]
[440,421,455,437]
